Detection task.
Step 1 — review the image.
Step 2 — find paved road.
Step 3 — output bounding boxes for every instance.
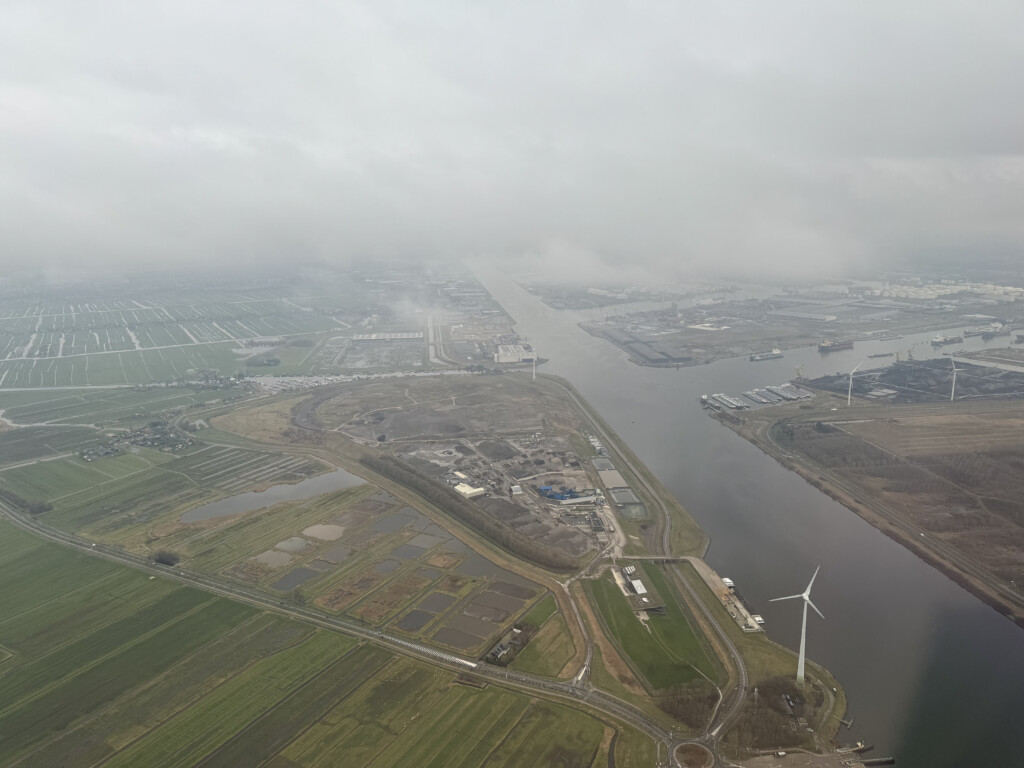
[0,503,686,764]
[550,378,744,766]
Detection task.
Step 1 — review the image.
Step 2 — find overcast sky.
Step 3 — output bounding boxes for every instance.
[2,2,1022,280]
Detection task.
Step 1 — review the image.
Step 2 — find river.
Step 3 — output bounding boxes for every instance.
[478,272,1024,767]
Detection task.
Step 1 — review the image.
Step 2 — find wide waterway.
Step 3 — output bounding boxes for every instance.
[479,272,1024,767]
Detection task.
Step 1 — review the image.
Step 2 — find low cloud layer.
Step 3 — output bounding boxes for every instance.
[2,2,1022,278]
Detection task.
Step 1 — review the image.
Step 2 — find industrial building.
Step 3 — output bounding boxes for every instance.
[351,332,424,342]
[617,565,665,613]
[454,482,486,499]
[493,344,535,363]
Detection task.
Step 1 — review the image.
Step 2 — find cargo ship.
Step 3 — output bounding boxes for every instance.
[699,394,722,411]
[868,352,895,358]
[982,326,1010,341]
[931,334,964,347]
[818,340,854,352]
[712,393,748,410]
[965,323,1009,340]
[749,348,783,361]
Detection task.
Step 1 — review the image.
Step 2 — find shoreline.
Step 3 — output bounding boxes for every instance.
[714,408,1024,629]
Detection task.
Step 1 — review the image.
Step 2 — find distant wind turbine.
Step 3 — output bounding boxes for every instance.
[949,359,959,402]
[847,362,864,406]
[770,566,824,686]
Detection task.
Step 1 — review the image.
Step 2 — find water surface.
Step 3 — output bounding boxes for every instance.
[479,272,1024,767]
[180,467,365,522]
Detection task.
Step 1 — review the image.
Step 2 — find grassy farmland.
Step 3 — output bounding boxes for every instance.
[511,613,577,677]
[0,270,460,388]
[0,519,656,767]
[588,567,718,692]
[0,282,343,388]
[0,438,551,660]
[0,385,243,427]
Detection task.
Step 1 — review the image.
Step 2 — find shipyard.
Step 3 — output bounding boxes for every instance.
[568,275,1024,370]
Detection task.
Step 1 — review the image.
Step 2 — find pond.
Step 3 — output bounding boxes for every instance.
[180,467,365,522]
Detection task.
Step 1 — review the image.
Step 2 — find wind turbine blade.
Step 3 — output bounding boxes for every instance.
[808,599,824,620]
[805,565,821,594]
[770,594,802,602]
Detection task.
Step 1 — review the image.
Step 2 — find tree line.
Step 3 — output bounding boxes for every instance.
[360,454,581,573]
[0,489,52,515]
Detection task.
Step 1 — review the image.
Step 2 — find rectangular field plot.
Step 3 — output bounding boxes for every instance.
[510,614,576,677]
[0,457,127,502]
[172,446,326,491]
[158,479,546,650]
[0,285,342,389]
[32,449,351,545]
[270,659,605,768]
[0,529,653,768]
[0,425,100,465]
[0,386,237,427]
[42,468,219,535]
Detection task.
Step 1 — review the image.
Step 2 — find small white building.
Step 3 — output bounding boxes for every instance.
[630,579,648,595]
[510,485,523,495]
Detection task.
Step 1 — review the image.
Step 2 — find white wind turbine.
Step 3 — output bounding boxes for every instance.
[847,361,864,406]
[949,359,959,402]
[771,566,824,686]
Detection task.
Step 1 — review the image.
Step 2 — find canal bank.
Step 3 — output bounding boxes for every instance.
[477,269,1024,768]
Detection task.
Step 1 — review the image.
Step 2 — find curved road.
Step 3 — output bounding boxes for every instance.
[551,379,748,764]
[0,504,688,764]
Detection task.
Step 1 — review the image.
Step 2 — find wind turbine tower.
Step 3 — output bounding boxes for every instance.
[771,566,824,686]
[847,362,864,407]
[950,360,958,402]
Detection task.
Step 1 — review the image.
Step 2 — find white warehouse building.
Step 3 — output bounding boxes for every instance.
[494,344,535,363]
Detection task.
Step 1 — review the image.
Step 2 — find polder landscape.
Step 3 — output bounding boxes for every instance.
[0,268,846,768]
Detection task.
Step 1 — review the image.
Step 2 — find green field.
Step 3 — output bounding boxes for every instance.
[0,285,345,388]
[639,564,718,681]
[0,275,449,388]
[0,441,331,544]
[588,567,716,691]
[0,419,546,660]
[0,520,655,767]
[519,592,557,627]
[511,613,577,677]
[0,386,243,427]
[0,426,100,465]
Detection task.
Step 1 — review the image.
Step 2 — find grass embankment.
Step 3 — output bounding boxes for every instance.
[361,453,581,572]
[537,374,708,557]
[588,574,707,691]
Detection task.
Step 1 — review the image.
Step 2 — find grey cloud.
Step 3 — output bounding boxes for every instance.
[1,1,1022,278]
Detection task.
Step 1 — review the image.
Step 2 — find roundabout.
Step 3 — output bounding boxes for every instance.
[673,742,715,767]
